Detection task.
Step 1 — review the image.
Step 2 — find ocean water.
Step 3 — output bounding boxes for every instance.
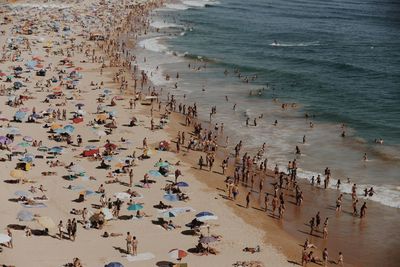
[139,0,400,208]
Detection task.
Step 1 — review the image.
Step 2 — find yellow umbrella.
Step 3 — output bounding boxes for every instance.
[10,169,24,179]
[50,123,62,130]
[115,162,124,168]
[96,114,107,120]
[36,216,56,229]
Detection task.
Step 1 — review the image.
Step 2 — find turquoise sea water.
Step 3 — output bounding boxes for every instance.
[142,0,400,208]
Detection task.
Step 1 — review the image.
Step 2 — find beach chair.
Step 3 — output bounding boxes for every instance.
[173,264,188,267]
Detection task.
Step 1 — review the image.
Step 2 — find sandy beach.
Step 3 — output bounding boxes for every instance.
[0,0,293,266]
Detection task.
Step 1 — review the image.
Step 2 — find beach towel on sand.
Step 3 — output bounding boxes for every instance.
[126,252,155,262]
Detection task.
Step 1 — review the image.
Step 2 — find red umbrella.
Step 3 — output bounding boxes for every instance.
[104,143,117,150]
[0,72,6,77]
[168,249,188,260]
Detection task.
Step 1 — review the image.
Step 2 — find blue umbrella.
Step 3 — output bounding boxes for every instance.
[20,156,33,163]
[127,204,143,211]
[154,161,169,168]
[49,146,63,154]
[163,194,179,202]
[176,182,189,187]
[54,128,66,134]
[196,211,214,218]
[17,210,33,221]
[14,111,26,120]
[105,263,124,267]
[103,89,111,94]
[148,170,162,177]
[64,125,75,131]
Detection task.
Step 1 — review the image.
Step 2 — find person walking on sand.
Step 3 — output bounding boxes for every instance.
[323,224,328,239]
[58,220,64,240]
[174,169,182,183]
[246,192,251,208]
[126,232,132,255]
[132,236,138,256]
[198,156,204,170]
[264,193,269,212]
[129,169,133,187]
[71,218,77,241]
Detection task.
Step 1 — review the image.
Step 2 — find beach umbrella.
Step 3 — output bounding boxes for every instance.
[127,204,143,211]
[49,146,63,154]
[96,114,107,121]
[14,190,31,197]
[0,234,11,244]
[199,236,218,244]
[17,210,34,221]
[0,115,9,121]
[36,216,56,229]
[160,211,177,218]
[6,75,14,80]
[17,141,31,147]
[114,192,130,200]
[54,128,67,135]
[103,89,111,94]
[154,161,169,168]
[0,136,12,145]
[50,123,63,130]
[148,170,162,177]
[14,111,26,120]
[196,211,214,218]
[163,194,179,202]
[75,103,85,108]
[197,215,218,222]
[104,143,117,150]
[105,263,123,267]
[23,136,33,142]
[8,127,20,135]
[63,125,75,134]
[176,182,189,187]
[168,249,188,260]
[10,169,24,179]
[101,208,113,220]
[0,72,6,77]
[20,156,33,163]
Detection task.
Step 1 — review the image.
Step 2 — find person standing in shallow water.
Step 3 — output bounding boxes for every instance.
[360,202,367,218]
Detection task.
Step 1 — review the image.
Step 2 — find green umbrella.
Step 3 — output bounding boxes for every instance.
[17,142,31,147]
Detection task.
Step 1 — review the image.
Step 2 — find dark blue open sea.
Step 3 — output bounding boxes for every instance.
[140,0,400,208]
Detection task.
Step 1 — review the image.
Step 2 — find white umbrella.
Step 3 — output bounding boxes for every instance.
[0,233,11,244]
[114,192,130,200]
